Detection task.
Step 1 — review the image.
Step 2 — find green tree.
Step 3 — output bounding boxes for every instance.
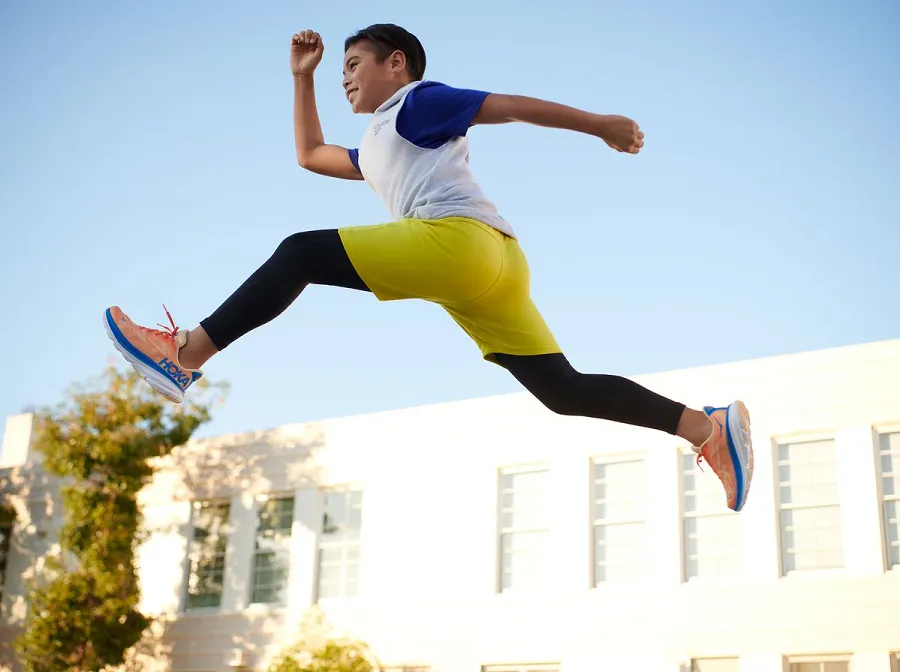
[268,608,376,672]
[15,366,226,672]
[269,639,376,672]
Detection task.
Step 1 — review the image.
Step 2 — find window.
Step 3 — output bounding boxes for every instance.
[776,439,844,573]
[250,496,294,604]
[498,467,550,592]
[0,511,12,603]
[682,451,740,580]
[592,458,646,584]
[482,665,559,672]
[185,501,230,610]
[787,657,849,672]
[691,659,739,672]
[316,489,362,600]
[879,432,900,569]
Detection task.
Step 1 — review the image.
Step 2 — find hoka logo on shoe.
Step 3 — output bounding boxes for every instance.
[158,357,192,390]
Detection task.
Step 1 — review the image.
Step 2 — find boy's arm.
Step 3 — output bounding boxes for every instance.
[472,93,644,154]
[293,74,363,181]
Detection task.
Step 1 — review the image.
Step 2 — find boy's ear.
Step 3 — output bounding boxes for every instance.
[389,49,407,72]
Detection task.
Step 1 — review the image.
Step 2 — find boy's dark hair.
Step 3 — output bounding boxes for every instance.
[344,24,426,81]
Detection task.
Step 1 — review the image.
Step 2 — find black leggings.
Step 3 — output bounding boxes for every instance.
[201,230,686,435]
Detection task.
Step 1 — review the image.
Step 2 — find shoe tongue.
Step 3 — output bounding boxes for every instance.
[176,329,189,348]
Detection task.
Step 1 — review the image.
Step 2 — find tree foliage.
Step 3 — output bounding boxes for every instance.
[268,608,376,672]
[269,639,376,672]
[15,366,226,672]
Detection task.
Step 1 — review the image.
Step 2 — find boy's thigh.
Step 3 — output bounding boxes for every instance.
[338,218,503,303]
[443,235,561,360]
[446,295,561,361]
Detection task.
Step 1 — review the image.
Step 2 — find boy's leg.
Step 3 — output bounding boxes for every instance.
[492,352,686,434]
[190,229,370,363]
[104,229,370,402]
[440,230,753,513]
[106,217,494,403]
[492,351,753,512]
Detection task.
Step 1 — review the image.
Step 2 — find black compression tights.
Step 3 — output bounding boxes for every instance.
[200,230,686,435]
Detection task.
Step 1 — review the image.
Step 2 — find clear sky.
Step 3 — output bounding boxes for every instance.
[1,0,898,440]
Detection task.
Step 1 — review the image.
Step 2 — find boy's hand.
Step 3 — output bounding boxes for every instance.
[291,30,324,77]
[596,114,644,154]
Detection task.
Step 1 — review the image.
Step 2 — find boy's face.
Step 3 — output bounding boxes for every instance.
[343,40,409,114]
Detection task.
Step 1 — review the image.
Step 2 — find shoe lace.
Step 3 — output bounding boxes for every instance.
[134,304,180,340]
[156,304,179,338]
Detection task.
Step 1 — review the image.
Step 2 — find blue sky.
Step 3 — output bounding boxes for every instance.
[1,0,898,440]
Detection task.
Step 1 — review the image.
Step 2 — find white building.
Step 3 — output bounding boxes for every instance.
[1,339,899,672]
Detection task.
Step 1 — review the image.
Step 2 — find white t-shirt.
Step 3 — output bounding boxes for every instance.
[348,80,515,238]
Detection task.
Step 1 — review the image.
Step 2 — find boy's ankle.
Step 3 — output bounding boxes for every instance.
[176,327,217,370]
[176,330,198,369]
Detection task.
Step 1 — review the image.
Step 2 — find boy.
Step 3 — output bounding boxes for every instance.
[104,24,753,511]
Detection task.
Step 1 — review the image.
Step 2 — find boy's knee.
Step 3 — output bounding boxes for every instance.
[532,371,581,416]
[538,391,576,415]
[276,231,314,254]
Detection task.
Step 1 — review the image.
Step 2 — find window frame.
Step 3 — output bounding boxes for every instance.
[248,493,296,606]
[679,446,742,583]
[481,664,560,672]
[182,499,232,612]
[874,425,900,572]
[689,658,741,672]
[0,519,12,604]
[590,453,648,586]
[785,654,852,672]
[496,463,551,594]
[315,485,363,602]
[773,434,845,577]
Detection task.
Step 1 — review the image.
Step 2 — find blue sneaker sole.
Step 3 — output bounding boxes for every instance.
[725,401,752,511]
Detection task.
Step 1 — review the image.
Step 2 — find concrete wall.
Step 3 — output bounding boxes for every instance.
[2,339,899,671]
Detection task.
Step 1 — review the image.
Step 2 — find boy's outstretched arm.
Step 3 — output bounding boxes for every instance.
[472,93,644,154]
[291,31,363,180]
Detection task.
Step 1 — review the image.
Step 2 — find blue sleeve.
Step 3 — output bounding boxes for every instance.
[348,148,361,172]
[396,81,491,149]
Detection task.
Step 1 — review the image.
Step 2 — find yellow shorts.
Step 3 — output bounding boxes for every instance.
[338,217,561,360]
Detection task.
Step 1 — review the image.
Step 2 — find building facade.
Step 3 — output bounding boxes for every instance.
[1,339,899,672]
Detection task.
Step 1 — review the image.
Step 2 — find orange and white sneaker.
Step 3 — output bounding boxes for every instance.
[694,401,754,512]
[103,305,202,403]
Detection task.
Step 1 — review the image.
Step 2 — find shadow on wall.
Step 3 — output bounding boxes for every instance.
[171,421,327,499]
[0,422,329,672]
[0,459,61,671]
[219,606,431,672]
[141,424,329,672]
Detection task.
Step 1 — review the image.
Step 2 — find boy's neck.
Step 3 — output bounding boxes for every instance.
[372,79,417,111]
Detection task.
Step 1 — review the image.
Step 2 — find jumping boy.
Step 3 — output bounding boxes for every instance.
[104,24,753,511]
